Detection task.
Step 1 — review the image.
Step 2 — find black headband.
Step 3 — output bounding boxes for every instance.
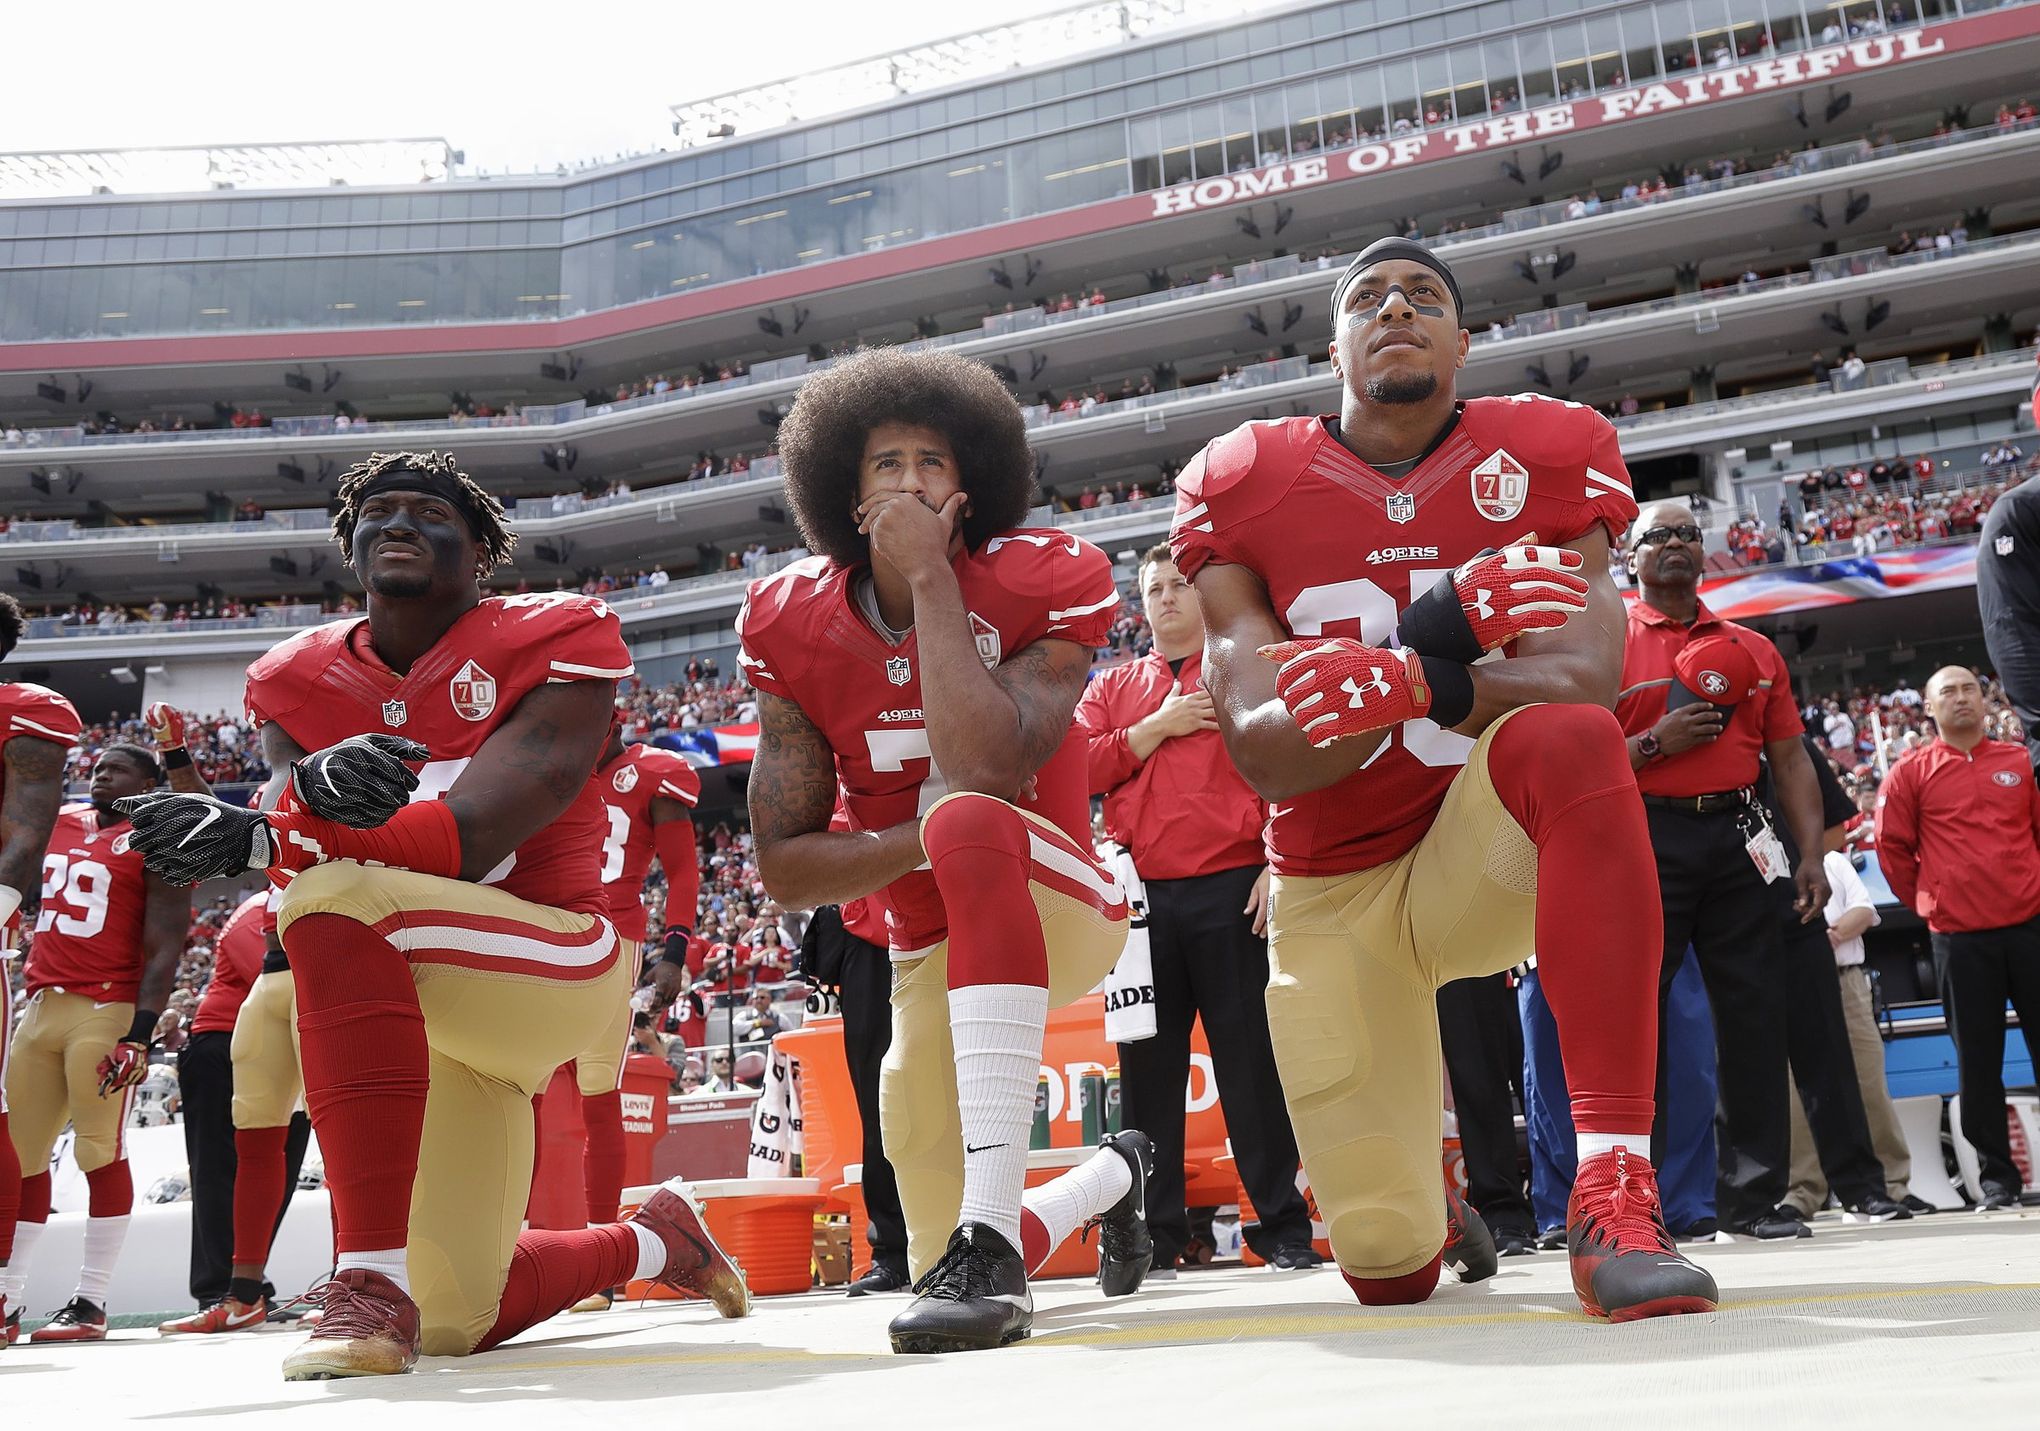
[354,466,485,535]
[1330,237,1464,324]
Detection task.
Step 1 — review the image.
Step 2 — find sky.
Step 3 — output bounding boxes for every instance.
[0,0,1169,177]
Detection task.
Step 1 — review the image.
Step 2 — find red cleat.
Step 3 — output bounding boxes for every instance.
[1567,1147,1719,1322]
[159,1294,271,1336]
[29,1296,107,1343]
[280,1269,422,1380]
[631,1179,751,1318]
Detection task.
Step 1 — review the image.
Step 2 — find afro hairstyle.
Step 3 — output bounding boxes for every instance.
[775,347,1038,567]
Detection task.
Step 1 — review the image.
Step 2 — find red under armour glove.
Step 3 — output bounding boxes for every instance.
[142,701,189,753]
[1395,545,1590,662]
[1260,640,1474,747]
[96,1011,157,1096]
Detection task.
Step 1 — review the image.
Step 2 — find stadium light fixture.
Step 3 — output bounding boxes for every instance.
[1864,299,1891,332]
[1235,214,1262,240]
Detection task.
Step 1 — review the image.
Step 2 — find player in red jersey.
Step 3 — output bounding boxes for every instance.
[563,714,701,1313]
[119,452,748,1379]
[1172,237,1717,1321]
[4,740,193,1342]
[0,593,81,1348]
[742,350,1155,1354]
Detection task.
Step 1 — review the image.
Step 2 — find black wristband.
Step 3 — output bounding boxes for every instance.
[125,1008,161,1046]
[1394,555,1488,666]
[1418,655,1476,730]
[163,748,194,770]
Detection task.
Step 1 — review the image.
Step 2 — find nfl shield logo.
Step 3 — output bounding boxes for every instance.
[382,699,408,728]
[1386,492,1417,524]
[1998,534,2016,557]
[449,659,498,722]
[886,655,911,686]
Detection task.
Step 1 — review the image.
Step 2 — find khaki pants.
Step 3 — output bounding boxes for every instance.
[571,938,640,1097]
[1785,964,1912,1213]
[5,988,136,1174]
[1264,711,1540,1279]
[882,793,1129,1280]
[277,862,628,1356]
[231,970,302,1129]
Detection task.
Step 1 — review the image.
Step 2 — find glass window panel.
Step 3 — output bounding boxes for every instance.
[1415,51,1450,124]
[1160,108,1194,185]
[1550,19,1592,97]
[1445,5,1482,38]
[1620,6,1662,79]
[1584,15,1624,87]
[1381,57,1419,130]
[1656,0,1699,69]
[1446,43,1487,118]
[1483,36,1521,110]
[1128,114,1163,191]
[1281,80,1323,153]
[1766,0,1808,50]
[1222,96,1257,168]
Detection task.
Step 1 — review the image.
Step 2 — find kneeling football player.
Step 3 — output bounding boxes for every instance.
[742,350,1156,1354]
[121,452,748,1379]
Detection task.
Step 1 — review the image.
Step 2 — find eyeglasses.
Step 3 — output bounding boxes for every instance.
[1634,524,1703,548]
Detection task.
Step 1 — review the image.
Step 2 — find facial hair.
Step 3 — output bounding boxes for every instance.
[1364,371,1439,405]
[367,567,435,599]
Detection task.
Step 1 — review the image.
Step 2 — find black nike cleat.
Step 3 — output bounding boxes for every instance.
[1086,1130,1156,1298]
[1442,1186,1499,1284]
[888,1223,1032,1354]
[1567,1147,1719,1321]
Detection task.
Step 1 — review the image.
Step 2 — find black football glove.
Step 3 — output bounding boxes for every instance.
[290,734,429,828]
[114,793,274,885]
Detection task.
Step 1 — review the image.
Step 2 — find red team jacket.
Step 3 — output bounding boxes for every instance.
[1876,736,2040,933]
[27,802,149,1004]
[1168,400,1638,876]
[0,681,82,946]
[594,742,701,942]
[1074,649,1266,880]
[245,593,635,919]
[189,891,270,1035]
[737,530,1122,953]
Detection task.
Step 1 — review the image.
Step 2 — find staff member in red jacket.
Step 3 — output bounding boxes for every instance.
[1617,503,1831,1241]
[1876,665,2040,1211]
[1075,544,1313,1273]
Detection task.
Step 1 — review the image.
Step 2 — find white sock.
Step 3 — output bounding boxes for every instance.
[336,1248,411,1295]
[1021,1143,1134,1262]
[949,982,1050,1251]
[75,1214,131,1306]
[1576,1131,1652,1164]
[0,1221,43,1298]
[628,1221,667,1281]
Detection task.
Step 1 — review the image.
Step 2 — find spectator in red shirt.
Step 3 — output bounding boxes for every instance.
[1875,666,2040,1209]
[1073,544,1314,1272]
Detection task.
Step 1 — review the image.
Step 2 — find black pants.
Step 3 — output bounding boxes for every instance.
[1781,917,1887,1205]
[1119,863,1309,1263]
[177,1031,309,1305]
[1932,914,2040,1195]
[837,931,908,1272]
[1438,973,1531,1233]
[1647,802,1793,1228]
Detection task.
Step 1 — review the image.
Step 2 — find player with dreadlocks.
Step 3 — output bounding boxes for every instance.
[119,451,750,1380]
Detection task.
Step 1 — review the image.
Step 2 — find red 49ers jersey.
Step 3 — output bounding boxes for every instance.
[1169,398,1637,876]
[27,802,149,1003]
[1,681,81,945]
[594,742,700,941]
[246,593,635,917]
[190,891,269,1035]
[738,530,1121,953]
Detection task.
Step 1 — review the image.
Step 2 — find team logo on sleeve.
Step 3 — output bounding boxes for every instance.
[886,656,912,686]
[1386,492,1416,524]
[449,660,498,721]
[1998,535,2016,556]
[1994,770,2022,788]
[381,699,408,728]
[969,613,1003,670]
[612,764,640,793]
[1471,449,1530,522]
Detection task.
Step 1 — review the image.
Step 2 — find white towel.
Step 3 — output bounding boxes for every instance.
[1096,843,1156,1044]
[745,1038,805,1177]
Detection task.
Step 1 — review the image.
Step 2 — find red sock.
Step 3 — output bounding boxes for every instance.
[233,1125,291,1267]
[286,911,429,1253]
[19,1170,51,1225]
[0,1108,19,1263]
[581,1090,626,1226]
[84,1160,132,1218]
[473,1225,641,1352]
[1487,705,1661,1135]
[1343,1254,1442,1306]
[1018,1208,1059,1274]
[923,794,1048,988]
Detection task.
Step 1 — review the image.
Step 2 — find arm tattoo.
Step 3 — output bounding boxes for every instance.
[992,642,1089,779]
[0,735,68,898]
[749,693,838,849]
[504,715,581,802]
